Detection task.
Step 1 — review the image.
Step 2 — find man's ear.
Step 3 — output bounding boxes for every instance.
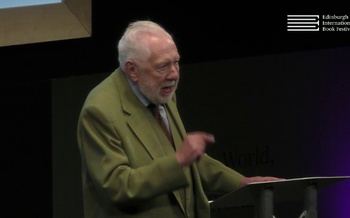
[125,61,138,82]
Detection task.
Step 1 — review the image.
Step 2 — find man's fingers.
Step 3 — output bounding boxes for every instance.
[204,133,215,144]
[189,131,215,144]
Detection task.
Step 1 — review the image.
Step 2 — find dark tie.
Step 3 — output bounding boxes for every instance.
[148,104,173,144]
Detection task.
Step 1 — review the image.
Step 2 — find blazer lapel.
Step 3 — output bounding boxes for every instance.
[165,98,187,148]
[113,69,188,214]
[113,69,170,159]
[165,98,194,214]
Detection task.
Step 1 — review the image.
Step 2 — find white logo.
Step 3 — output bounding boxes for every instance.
[287,15,319,31]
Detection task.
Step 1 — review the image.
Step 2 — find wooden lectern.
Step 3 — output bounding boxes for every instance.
[210,176,350,218]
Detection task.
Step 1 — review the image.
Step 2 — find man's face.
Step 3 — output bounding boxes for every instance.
[132,35,180,105]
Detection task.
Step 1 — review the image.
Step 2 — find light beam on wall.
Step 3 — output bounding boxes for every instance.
[0,0,61,9]
[0,0,91,47]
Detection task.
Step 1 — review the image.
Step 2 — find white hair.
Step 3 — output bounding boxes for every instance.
[117,20,173,72]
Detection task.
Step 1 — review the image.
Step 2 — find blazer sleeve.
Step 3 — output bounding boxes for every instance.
[195,153,244,193]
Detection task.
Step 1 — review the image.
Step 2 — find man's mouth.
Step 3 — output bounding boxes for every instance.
[161,85,174,94]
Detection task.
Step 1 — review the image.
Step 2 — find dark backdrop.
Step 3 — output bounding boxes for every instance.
[1,2,350,218]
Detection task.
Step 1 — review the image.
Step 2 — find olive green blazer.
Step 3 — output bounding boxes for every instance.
[77,68,244,218]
